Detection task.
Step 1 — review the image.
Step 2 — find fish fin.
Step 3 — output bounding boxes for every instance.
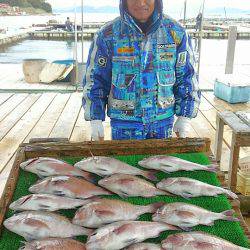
[206,221,215,226]
[123,238,138,245]
[141,170,158,181]
[118,191,130,199]
[113,223,131,235]
[148,202,165,213]
[179,226,193,231]
[206,164,218,172]
[52,190,66,197]
[94,209,115,217]
[38,204,52,210]
[180,192,194,199]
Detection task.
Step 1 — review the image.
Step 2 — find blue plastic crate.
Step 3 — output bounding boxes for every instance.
[214,77,250,104]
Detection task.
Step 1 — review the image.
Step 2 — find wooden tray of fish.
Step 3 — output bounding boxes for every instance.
[0,137,249,249]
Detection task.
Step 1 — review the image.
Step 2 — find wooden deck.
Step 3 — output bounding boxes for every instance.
[0,90,249,189]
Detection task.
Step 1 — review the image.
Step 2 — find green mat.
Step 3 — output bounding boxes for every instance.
[0,152,249,249]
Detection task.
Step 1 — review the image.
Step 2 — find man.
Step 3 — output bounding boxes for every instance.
[65,17,73,32]
[83,0,200,141]
[196,13,202,31]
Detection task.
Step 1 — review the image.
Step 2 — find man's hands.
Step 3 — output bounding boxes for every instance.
[173,116,191,138]
[90,120,104,141]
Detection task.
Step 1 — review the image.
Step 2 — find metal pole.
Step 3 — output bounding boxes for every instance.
[81,0,84,64]
[197,0,205,80]
[74,0,79,85]
[183,0,187,27]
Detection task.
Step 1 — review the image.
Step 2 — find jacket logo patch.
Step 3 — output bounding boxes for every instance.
[177,52,187,66]
[157,44,175,49]
[159,52,174,61]
[117,47,135,54]
[98,56,107,67]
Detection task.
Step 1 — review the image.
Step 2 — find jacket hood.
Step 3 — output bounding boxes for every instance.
[119,0,163,20]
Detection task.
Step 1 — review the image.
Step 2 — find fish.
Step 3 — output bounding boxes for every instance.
[125,243,163,250]
[9,194,91,212]
[86,221,178,250]
[3,211,92,241]
[138,155,217,173]
[20,157,95,182]
[72,198,164,228]
[162,231,249,250]
[152,202,239,231]
[29,176,112,199]
[98,174,170,198]
[19,238,86,250]
[156,177,238,199]
[74,156,157,181]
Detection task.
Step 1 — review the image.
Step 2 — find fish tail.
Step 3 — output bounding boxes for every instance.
[221,209,240,222]
[147,202,165,213]
[225,189,238,200]
[222,209,235,216]
[206,164,218,172]
[142,170,158,181]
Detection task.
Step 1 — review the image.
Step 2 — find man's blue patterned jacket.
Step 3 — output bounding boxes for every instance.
[82,0,201,124]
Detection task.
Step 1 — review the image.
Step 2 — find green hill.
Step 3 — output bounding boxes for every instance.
[0,0,52,13]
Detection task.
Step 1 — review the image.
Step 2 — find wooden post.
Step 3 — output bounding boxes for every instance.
[214,114,224,163]
[228,132,240,192]
[225,26,237,74]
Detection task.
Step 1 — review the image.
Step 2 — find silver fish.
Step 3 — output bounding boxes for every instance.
[4,211,92,241]
[156,177,238,199]
[19,238,86,250]
[29,176,112,199]
[86,221,177,250]
[75,156,157,181]
[72,198,164,228]
[138,155,217,173]
[98,174,169,198]
[20,157,95,182]
[162,232,249,250]
[126,243,163,250]
[152,202,239,230]
[9,194,90,211]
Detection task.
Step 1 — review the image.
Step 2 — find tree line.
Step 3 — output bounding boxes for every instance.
[0,0,52,13]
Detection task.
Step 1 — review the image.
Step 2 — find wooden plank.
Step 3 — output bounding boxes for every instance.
[202,91,250,112]
[0,93,13,106]
[214,114,225,162]
[201,92,250,157]
[228,132,240,192]
[0,93,55,174]
[236,111,250,126]
[70,108,92,142]
[0,157,14,202]
[24,93,71,142]
[23,138,210,159]
[49,92,82,139]
[0,94,41,141]
[218,111,250,134]
[0,93,28,122]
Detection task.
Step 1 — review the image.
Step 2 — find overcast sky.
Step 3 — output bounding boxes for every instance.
[47,0,250,10]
